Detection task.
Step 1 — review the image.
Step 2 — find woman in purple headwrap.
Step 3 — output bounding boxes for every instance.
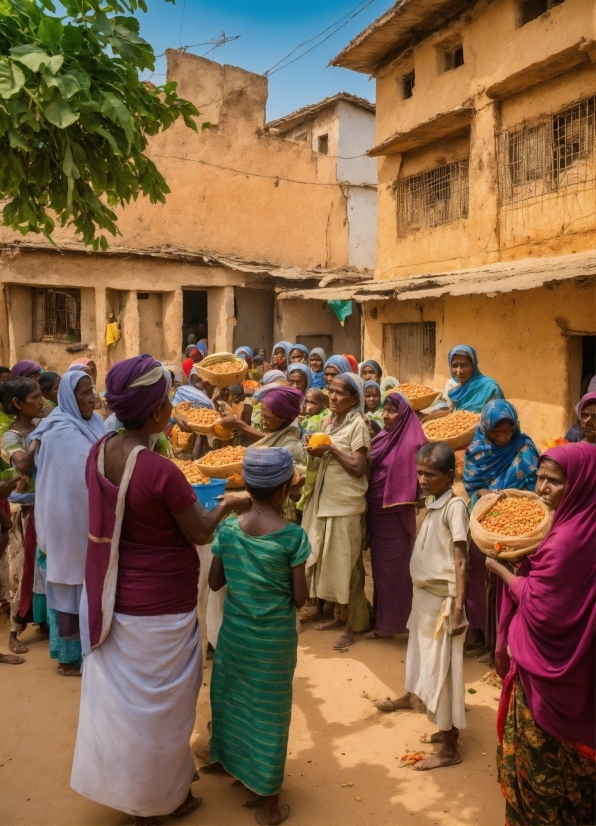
[219,385,305,465]
[11,360,43,381]
[71,355,250,825]
[486,443,596,826]
[364,392,426,640]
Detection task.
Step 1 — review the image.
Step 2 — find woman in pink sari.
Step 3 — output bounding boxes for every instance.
[487,442,595,826]
[70,355,249,826]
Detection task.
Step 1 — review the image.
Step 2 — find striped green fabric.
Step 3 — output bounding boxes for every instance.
[209,515,311,796]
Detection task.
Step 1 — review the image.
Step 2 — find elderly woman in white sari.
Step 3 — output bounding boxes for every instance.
[303,373,371,650]
[32,371,105,675]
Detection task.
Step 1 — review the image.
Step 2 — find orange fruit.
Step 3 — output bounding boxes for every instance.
[309,432,332,447]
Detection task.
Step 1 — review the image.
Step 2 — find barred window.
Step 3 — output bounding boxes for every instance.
[497,95,596,205]
[396,160,469,235]
[32,288,81,342]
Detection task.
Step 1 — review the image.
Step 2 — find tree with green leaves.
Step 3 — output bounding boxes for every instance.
[0,0,200,249]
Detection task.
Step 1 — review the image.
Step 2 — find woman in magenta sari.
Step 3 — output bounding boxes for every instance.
[70,355,249,826]
[487,442,595,826]
[365,392,426,638]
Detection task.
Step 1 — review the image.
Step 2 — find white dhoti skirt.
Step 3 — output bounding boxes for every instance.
[71,610,202,817]
[405,587,467,731]
[197,544,226,648]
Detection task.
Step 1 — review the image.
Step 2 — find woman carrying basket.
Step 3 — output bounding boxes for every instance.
[486,442,595,826]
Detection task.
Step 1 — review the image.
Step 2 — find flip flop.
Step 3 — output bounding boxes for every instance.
[0,654,25,665]
[171,796,202,817]
[333,634,353,650]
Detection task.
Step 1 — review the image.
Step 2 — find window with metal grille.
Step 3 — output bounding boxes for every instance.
[383,322,436,386]
[497,95,596,205]
[396,160,469,235]
[32,288,81,342]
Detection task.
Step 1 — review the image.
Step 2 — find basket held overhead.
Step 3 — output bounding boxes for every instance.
[470,489,554,563]
[194,352,247,387]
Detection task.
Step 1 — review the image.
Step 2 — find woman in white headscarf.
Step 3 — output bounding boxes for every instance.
[303,373,371,650]
[32,370,106,675]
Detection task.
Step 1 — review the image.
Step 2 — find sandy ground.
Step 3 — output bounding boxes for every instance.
[0,591,505,826]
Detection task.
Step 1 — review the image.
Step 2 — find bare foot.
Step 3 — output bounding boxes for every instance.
[413,749,462,771]
[8,633,28,654]
[420,727,459,744]
[171,791,202,818]
[255,804,290,825]
[300,611,332,623]
[38,622,50,640]
[333,634,353,650]
[363,630,393,640]
[243,795,265,808]
[0,652,25,665]
[315,618,343,631]
[374,693,413,712]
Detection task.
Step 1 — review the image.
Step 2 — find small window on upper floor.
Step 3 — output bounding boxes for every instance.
[443,45,464,72]
[519,0,564,26]
[402,71,415,99]
[317,134,329,154]
[295,132,307,142]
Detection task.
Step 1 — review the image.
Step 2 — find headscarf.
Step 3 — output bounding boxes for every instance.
[11,360,42,378]
[310,347,326,368]
[105,355,171,422]
[243,447,294,489]
[343,354,359,373]
[588,376,596,393]
[578,391,596,418]
[324,355,351,375]
[69,357,91,366]
[32,371,106,446]
[370,391,426,508]
[182,358,194,378]
[309,347,327,388]
[289,343,309,362]
[260,386,303,421]
[380,376,399,394]
[197,340,208,355]
[364,380,381,392]
[184,344,196,357]
[360,359,382,379]
[272,341,293,371]
[336,372,365,414]
[188,347,203,364]
[262,369,286,384]
[163,362,186,386]
[463,400,539,499]
[172,385,213,409]
[235,346,253,364]
[287,363,313,391]
[500,443,596,748]
[447,345,504,412]
[67,363,91,374]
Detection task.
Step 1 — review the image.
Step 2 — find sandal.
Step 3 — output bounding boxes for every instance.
[363,630,393,640]
[374,696,412,712]
[333,634,353,650]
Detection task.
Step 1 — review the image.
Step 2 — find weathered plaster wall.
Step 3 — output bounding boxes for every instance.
[373,0,596,280]
[275,299,362,359]
[362,279,596,446]
[337,102,377,185]
[347,187,378,270]
[233,286,274,356]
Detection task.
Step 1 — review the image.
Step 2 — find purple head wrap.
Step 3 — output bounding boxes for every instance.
[497,442,596,748]
[11,360,42,378]
[369,392,427,508]
[105,354,170,422]
[261,386,303,421]
[578,391,596,417]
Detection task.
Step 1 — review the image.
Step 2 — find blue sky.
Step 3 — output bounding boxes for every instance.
[140,0,393,120]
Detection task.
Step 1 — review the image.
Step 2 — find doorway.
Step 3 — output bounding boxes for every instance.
[183,290,208,353]
[580,335,595,395]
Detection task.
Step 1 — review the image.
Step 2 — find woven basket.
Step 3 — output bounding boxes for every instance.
[196,459,244,479]
[422,414,480,449]
[194,352,247,387]
[174,402,222,435]
[398,386,441,412]
[470,489,553,562]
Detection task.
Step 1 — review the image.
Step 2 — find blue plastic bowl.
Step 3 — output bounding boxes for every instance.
[192,478,228,511]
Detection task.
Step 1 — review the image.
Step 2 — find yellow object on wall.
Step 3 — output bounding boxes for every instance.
[105,321,120,346]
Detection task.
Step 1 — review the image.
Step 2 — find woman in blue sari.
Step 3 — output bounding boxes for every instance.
[448,345,504,412]
[463,400,539,660]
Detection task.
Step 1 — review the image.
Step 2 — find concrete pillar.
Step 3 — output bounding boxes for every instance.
[469,97,500,259]
[93,286,108,384]
[163,289,183,362]
[207,287,234,353]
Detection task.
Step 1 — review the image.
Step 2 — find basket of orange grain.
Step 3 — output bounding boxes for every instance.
[174,402,234,440]
[470,490,553,562]
[422,410,480,450]
[196,445,247,480]
[194,352,247,388]
[396,383,441,412]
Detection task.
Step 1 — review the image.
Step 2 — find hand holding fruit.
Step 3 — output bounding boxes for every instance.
[306,432,333,457]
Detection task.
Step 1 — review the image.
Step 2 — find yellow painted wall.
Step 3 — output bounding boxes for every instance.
[362,279,596,447]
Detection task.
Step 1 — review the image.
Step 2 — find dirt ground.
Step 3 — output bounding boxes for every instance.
[0,590,504,826]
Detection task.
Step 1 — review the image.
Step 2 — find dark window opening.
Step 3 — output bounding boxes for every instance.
[581,335,596,396]
[520,0,564,26]
[32,288,81,342]
[182,290,208,353]
[402,71,415,99]
[443,45,464,72]
[317,134,329,155]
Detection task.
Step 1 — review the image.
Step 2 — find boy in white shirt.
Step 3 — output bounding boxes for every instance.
[375,441,469,771]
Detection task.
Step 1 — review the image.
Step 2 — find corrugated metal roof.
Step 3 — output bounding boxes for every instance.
[277,250,596,301]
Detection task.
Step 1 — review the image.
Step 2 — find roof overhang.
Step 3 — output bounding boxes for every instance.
[368,105,474,156]
[486,39,596,100]
[277,250,596,302]
[266,93,375,133]
[331,0,475,75]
